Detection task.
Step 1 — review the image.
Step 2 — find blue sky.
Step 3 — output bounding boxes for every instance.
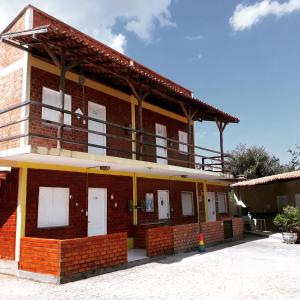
[1,0,299,163]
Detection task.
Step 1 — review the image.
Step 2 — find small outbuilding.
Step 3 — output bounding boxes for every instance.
[231,170,300,231]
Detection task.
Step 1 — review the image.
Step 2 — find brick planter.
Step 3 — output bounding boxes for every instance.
[202,217,244,246]
[146,223,199,257]
[19,232,128,282]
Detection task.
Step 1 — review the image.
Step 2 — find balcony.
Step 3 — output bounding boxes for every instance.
[0,100,232,175]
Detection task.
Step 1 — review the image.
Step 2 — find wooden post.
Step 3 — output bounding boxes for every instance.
[216,121,227,172]
[57,48,66,149]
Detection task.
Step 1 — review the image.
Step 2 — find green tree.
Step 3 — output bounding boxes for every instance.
[229,144,291,179]
[288,143,300,171]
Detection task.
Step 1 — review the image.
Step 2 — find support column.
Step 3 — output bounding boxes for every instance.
[131,96,137,160]
[57,49,66,149]
[15,167,28,262]
[133,173,138,225]
[216,121,228,172]
[203,182,208,223]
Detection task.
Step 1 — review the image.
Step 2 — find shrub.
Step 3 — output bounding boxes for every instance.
[273,206,300,232]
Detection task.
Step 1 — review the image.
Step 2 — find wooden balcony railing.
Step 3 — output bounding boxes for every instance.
[0,101,232,173]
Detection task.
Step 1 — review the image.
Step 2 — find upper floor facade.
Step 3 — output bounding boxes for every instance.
[0,5,239,176]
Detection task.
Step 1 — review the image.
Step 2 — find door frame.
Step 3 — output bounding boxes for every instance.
[155,123,168,164]
[88,187,107,237]
[157,190,170,220]
[88,101,107,155]
[207,191,216,221]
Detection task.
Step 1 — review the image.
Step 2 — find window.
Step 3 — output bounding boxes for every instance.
[38,187,69,228]
[178,131,188,153]
[276,195,288,212]
[42,87,72,125]
[217,192,227,213]
[181,191,194,216]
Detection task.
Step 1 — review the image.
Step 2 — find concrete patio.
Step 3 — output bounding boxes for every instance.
[1,234,299,300]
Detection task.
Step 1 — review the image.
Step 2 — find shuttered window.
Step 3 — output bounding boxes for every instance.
[181,191,194,216]
[37,187,69,228]
[217,192,227,213]
[42,87,72,125]
[178,130,188,153]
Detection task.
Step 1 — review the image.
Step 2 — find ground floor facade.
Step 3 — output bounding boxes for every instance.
[0,163,243,283]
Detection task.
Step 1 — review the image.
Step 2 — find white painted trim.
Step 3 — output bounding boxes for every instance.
[20,7,33,147]
[0,59,23,78]
[15,168,24,261]
[0,145,31,158]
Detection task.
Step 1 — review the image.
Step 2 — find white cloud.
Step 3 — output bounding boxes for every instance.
[230,0,300,31]
[0,0,175,53]
[185,35,203,41]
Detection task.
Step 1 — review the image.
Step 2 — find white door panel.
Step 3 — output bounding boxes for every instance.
[88,188,107,236]
[207,192,216,221]
[88,101,106,155]
[156,123,167,164]
[158,190,170,219]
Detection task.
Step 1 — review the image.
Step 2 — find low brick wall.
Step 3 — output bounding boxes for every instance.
[146,223,199,257]
[232,218,244,238]
[19,233,128,280]
[202,218,244,246]
[60,233,127,278]
[173,223,199,252]
[146,226,173,257]
[201,221,225,245]
[19,237,61,276]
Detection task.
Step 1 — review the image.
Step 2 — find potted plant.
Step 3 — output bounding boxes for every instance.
[273,206,300,244]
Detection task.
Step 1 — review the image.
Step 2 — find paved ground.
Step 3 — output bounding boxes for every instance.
[1,234,300,300]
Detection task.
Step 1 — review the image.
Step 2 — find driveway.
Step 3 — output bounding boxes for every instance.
[1,234,299,300]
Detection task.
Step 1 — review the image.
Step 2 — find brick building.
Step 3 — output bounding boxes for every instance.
[0,5,243,283]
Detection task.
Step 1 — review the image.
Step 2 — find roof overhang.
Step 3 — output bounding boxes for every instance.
[0,145,233,183]
[0,5,239,124]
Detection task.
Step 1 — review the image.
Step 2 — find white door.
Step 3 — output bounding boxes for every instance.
[156,123,167,164]
[276,195,288,212]
[88,101,106,155]
[158,190,170,219]
[295,194,300,209]
[88,188,107,236]
[207,192,216,221]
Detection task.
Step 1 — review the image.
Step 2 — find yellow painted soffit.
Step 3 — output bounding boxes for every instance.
[0,158,229,186]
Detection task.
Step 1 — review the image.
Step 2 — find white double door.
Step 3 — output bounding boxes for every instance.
[155,123,167,164]
[88,188,107,236]
[207,192,216,221]
[158,190,170,219]
[88,101,106,155]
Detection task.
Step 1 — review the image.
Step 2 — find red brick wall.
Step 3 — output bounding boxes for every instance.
[0,169,19,260]
[202,217,244,246]
[29,67,132,157]
[0,69,23,150]
[0,13,26,151]
[137,178,198,225]
[25,169,133,239]
[0,13,25,68]
[19,233,127,278]
[60,232,127,278]
[201,221,225,245]
[146,226,173,257]
[173,223,199,252]
[19,237,61,276]
[139,108,192,168]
